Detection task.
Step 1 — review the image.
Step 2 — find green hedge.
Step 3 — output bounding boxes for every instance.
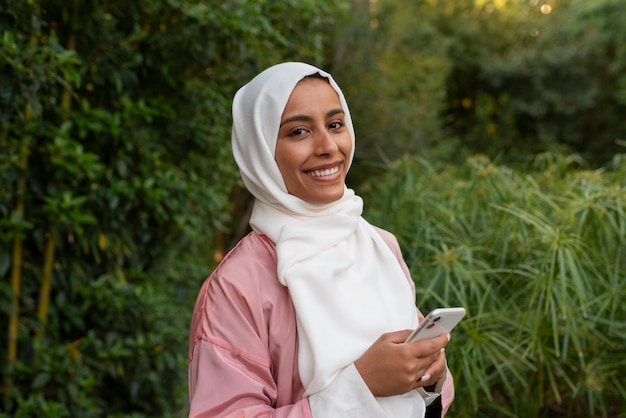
[0,0,345,416]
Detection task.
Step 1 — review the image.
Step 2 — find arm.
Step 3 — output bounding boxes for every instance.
[189,340,312,418]
[188,234,392,418]
[188,302,409,418]
[188,234,313,417]
[188,306,394,418]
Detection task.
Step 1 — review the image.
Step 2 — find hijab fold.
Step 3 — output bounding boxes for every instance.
[232,62,423,417]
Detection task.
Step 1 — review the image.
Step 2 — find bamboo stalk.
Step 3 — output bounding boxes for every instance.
[34,7,77,350]
[5,112,30,396]
[35,235,55,344]
[4,7,44,393]
[7,189,25,363]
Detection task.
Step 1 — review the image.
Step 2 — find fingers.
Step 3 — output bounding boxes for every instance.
[355,330,451,397]
[404,333,449,389]
[415,351,447,388]
[379,329,413,344]
[406,332,450,357]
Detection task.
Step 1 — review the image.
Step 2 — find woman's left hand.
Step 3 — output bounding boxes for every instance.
[354,330,449,397]
[414,343,448,389]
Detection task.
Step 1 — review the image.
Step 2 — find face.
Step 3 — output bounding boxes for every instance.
[275,77,352,204]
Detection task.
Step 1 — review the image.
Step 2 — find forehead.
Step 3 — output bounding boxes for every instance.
[282,77,342,115]
[293,75,333,92]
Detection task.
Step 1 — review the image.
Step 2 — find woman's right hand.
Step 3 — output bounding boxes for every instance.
[354,330,449,397]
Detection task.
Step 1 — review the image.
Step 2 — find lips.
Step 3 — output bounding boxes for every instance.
[306,164,341,177]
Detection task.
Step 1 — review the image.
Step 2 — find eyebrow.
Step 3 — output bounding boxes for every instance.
[279,108,345,127]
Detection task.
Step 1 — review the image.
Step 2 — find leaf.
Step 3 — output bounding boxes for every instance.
[62,66,81,87]
[31,373,51,389]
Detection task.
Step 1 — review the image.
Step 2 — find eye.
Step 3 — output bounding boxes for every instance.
[329,121,344,130]
[289,128,307,137]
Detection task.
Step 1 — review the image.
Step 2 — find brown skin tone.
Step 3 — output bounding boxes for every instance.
[276,77,450,397]
[354,331,449,397]
[276,77,351,205]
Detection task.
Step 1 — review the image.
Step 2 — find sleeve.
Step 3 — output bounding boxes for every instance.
[188,340,312,418]
[308,364,387,418]
[420,368,455,416]
[187,235,314,418]
[440,369,455,417]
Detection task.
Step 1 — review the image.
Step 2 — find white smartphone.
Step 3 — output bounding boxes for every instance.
[405,307,466,343]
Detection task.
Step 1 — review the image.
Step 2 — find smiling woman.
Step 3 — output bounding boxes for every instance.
[275,76,352,204]
[187,62,456,418]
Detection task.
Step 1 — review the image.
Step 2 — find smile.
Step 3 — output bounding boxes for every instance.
[306,165,340,177]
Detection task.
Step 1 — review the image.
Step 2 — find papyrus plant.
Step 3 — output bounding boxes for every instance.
[364,152,626,418]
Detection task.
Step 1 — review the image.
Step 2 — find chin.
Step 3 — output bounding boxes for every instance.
[314,191,345,205]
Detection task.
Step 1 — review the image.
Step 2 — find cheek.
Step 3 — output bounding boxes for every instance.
[275,155,302,196]
[275,143,303,181]
[274,156,289,187]
[339,135,353,162]
[277,141,309,168]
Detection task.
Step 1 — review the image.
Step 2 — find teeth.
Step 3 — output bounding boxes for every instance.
[308,166,339,177]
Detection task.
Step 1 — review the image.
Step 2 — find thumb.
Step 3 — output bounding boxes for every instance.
[381,329,413,344]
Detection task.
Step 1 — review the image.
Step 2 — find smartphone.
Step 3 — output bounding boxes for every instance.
[405,307,466,343]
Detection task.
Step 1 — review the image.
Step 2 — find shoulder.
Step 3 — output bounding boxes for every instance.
[188,232,286,358]
[217,231,277,276]
[371,225,402,254]
[370,224,413,285]
[202,231,281,298]
[372,225,398,244]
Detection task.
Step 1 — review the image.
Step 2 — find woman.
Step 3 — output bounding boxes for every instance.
[188,62,455,417]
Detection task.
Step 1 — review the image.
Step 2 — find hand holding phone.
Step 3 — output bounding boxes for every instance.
[405,307,466,343]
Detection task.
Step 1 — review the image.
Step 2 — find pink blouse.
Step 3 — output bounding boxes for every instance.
[188,230,455,417]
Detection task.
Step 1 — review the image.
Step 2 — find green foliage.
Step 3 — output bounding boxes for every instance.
[333,0,454,184]
[1,0,347,416]
[455,0,626,163]
[4,275,184,418]
[362,152,626,417]
[335,0,626,179]
[3,0,624,415]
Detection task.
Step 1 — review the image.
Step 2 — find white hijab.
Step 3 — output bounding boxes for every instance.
[232,62,422,416]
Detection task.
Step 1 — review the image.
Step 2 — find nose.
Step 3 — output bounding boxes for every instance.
[314,130,339,156]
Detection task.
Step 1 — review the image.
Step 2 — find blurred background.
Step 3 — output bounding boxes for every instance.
[1,0,625,416]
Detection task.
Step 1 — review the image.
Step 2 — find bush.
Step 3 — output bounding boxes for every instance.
[362,152,626,417]
[0,0,347,415]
